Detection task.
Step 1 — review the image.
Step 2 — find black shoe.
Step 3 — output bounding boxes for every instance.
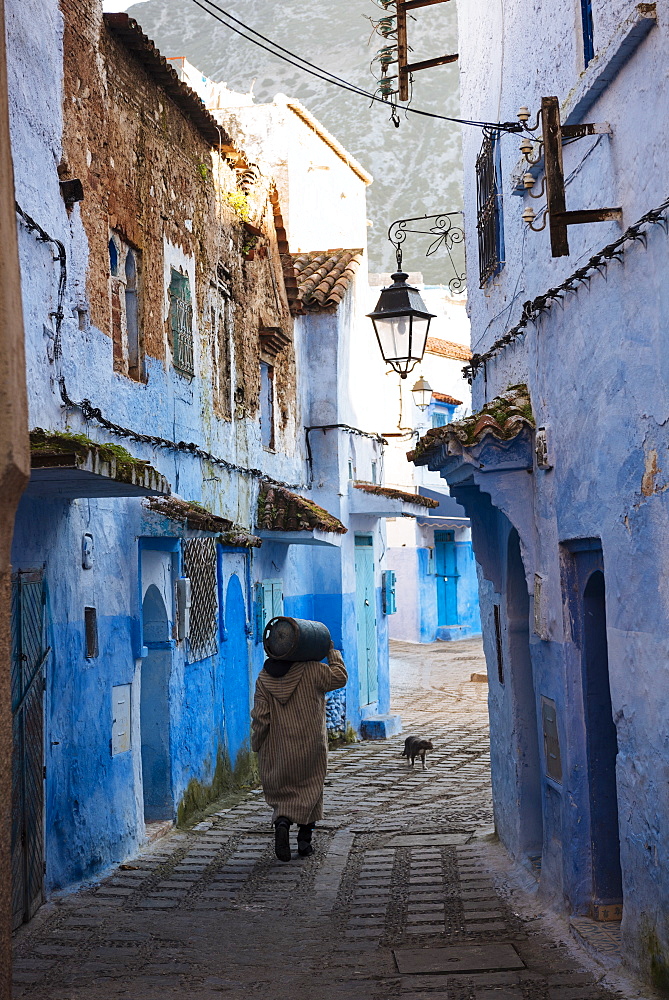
[274,818,291,862]
[297,824,314,858]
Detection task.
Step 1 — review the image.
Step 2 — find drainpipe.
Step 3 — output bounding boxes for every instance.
[0,0,30,990]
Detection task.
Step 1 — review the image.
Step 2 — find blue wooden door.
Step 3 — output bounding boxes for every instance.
[355,537,378,706]
[435,531,459,626]
[224,574,251,767]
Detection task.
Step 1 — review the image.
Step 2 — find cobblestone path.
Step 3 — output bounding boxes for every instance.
[13,640,644,999]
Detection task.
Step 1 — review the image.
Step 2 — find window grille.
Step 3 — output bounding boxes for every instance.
[169,269,194,376]
[183,538,218,662]
[476,132,504,287]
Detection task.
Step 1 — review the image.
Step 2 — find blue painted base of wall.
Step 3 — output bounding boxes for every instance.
[360,713,403,739]
[436,625,482,641]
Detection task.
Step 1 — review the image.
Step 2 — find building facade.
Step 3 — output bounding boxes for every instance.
[412,0,669,985]
[5,0,416,925]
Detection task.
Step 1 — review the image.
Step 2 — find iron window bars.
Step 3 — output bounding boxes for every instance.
[183,538,219,663]
[476,131,504,287]
[169,269,194,376]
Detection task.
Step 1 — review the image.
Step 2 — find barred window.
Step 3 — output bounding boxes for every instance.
[109,233,144,381]
[476,132,504,287]
[169,268,194,376]
[183,538,218,662]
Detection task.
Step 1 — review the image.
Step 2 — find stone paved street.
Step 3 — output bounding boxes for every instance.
[12,640,653,999]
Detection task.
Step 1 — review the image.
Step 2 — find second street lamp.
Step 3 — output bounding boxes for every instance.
[367,269,436,379]
[411,375,433,410]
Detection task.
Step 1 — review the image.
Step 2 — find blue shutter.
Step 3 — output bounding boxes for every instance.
[382,571,397,615]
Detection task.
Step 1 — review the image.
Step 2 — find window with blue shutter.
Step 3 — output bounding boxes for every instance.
[581,0,594,66]
[382,571,397,615]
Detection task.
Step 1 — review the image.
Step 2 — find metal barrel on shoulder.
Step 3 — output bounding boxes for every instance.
[263,617,331,662]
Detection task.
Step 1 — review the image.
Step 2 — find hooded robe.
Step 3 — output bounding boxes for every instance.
[250,647,347,825]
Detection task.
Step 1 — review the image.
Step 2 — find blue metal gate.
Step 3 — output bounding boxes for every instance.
[11,570,48,931]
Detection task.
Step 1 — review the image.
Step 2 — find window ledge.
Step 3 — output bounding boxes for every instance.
[511,3,657,194]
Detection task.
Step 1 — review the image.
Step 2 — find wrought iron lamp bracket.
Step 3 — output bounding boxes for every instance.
[388,211,466,294]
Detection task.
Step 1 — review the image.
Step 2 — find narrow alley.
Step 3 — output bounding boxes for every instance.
[13,641,637,1000]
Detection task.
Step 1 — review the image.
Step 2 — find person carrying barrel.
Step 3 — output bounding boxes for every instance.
[251,618,347,862]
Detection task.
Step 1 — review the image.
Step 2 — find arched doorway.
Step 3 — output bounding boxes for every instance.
[506,529,543,856]
[224,574,250,767]
[141,585,172,821]
[582,570,622,909]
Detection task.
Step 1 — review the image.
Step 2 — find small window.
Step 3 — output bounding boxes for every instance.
[432,411,449,428]
[109,233,144,381]
[371,461,378,484]
[260,361,275,450]
[109,238,119,276]
[348,460,354,481]
[210,273,233,420]
[476,131,505,287]
[580,0,594,66]
[169,268,194,376]
[84,607,99,659]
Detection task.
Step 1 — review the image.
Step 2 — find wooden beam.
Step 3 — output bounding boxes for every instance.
[397,1,409,101]
[555,208,623,226]
[402,0,452,9]
[403,52,458,73]
[542,96,570,257]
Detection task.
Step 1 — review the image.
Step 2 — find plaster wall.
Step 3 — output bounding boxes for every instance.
[0,0,30,982]
[454,0,669,982]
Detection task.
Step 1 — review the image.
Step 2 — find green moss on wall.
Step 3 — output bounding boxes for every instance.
[176,745,260,828]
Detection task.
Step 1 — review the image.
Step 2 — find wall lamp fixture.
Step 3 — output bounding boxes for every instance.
[518,97,621,256]
[367,211,465,378]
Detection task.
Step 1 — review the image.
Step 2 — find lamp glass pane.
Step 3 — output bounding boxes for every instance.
[375,314,410,361]
[410,316,431,359]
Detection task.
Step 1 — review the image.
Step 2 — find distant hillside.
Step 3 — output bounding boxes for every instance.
[127,0,463,283]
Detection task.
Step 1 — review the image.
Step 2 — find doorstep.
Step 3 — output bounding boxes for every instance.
[144,819,174,845]
[570,916,622,966]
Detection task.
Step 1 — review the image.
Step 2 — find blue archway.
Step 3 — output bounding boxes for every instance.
[224,574,250,767]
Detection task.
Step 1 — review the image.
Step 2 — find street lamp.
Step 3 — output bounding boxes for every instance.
[411,375,432,410]
[367,269,436,379]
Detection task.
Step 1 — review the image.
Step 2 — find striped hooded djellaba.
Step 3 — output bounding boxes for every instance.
[250,647,348,825]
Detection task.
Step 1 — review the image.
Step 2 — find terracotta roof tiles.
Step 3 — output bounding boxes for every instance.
[432,391,463,406]
[408,384,534,464]
[257,484,347,534]
[103,14,240,157]
[283,249,363,314]
[354,483,439,508]
[425,337,473,362]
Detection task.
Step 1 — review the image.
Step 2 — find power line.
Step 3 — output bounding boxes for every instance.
[187,0,521,133]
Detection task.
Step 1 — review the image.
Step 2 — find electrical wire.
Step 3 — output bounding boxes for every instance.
[186,0,522,133]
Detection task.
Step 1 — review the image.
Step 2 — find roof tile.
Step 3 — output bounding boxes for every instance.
[408,384,534,464]
[257,484,347,534]
[283,249,363,314]
[432,391,463,406]
[354,483,439,508]
[425,337,472,361]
